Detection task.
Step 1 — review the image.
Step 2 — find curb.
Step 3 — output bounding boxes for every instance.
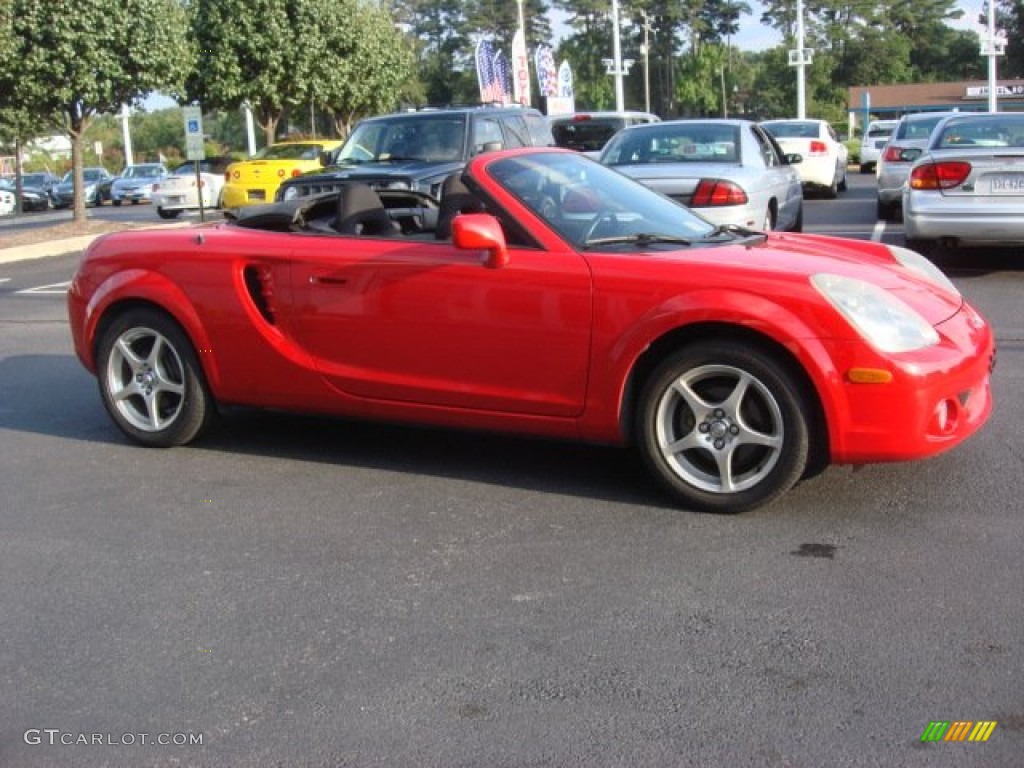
[0,220,199,265]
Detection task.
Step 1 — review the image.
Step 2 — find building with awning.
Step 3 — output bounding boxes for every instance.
[847,79,1024,137]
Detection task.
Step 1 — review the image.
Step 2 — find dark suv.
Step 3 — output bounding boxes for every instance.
[275,105,554,202]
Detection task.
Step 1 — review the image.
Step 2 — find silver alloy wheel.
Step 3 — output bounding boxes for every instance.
[104,326,186,432]
[653,363,784,494]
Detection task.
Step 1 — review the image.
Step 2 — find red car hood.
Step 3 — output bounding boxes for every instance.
[676,231,964,327]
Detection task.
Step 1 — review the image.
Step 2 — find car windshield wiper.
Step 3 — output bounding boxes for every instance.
[583,233,693,248]
[381,155,425,162]
[701,224,768,243]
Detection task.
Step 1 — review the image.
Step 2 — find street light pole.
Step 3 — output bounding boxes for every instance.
[611,0,625,112]
[640,10,651,114]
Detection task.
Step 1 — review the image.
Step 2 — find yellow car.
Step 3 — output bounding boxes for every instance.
[222,139,343,208]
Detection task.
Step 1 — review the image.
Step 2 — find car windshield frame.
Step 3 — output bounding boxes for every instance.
[255,143,329,161]
[485,151,717,251]
[334,115,468,164]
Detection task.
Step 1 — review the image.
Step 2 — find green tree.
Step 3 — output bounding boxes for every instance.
[303,0,418,136]
[0,0,191,223]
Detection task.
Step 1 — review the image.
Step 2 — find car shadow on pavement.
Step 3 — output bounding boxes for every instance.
[0,353,673,510]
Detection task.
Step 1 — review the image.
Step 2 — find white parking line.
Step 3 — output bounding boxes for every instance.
[16,280,71,295]
[871,220,886,242]
[0,277,10,284]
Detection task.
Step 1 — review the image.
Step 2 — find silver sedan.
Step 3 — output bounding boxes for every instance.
[902,112,1024,250]
[599,119,804,232]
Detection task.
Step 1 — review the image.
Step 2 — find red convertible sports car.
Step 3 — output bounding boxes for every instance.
[68,148,995,513]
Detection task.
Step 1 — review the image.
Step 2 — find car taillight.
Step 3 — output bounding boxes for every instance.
[290,168,302,177]
[909,161,972,190]
[198,179,205,188]
[691,179,748,206]
[882,145,906,162]
[808,140,828,155]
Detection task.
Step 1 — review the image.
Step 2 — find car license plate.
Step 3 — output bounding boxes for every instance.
[988,174,1024,193]
[248,190,266,201]
[168,196,185,204]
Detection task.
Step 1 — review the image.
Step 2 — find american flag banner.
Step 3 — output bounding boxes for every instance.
[493,50,513,104]
[476,39,504,103]
[535,46,558,98]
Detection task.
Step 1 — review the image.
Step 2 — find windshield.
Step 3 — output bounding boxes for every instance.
[21,173,50,186]
[123,165,163,178]
[335,116,466,164]
[934,114,1024,149]
[602,123,740,165]
[487,152,716,250]
[256,143,328,161]
[550,118,626,153]
[867,124,896,138]
[62,169,105,183]
[896,115,949,141]
[763,121,821,139]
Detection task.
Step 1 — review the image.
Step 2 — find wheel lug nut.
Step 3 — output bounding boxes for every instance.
[698,423,710,433]
[714,408,725,418]
[714,439,725,449]
[730,425,739,435]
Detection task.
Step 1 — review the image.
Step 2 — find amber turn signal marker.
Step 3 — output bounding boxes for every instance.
[847,368,893,384]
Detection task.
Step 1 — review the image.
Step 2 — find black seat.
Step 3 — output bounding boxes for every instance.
[334,183,401,236]
[435,173,485,240]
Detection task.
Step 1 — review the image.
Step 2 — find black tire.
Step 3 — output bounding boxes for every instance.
[790,205,804,233]
[112,199,121,207]
[636,342,811,513]
[96,309,214,447]
[823,173,838,199]
[905,238,937,257]
[157,207,182,220]
[859,163,873,174]
[837,165,847,192]
[876,199,892,221]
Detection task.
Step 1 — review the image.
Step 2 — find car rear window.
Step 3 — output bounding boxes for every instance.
[867,124,895,138]
[934,115,1024,149]
[896,116,948,141]
[603,124,740,165]
[551,117,627,153]
[762,121,820,138]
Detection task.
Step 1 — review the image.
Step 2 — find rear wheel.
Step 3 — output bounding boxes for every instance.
[637,342,811,513]
[112,199,122,207]
[156,207,181,220]
[96,309,214,447]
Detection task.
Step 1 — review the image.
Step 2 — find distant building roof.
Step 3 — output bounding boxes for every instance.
[849,79,1024,113]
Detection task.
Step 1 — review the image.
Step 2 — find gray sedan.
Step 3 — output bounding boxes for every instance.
[875,111,957,220]
[599,119,804,232]
[902,111,1024,250]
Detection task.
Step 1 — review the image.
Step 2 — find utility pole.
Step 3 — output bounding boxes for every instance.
[788,0,812,119]
[982,0,1006,112]
[611,0,625,112]
[640,10,652,114]
[121,105,134,166]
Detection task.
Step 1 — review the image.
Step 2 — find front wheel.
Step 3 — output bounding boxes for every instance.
[111,199,121,207]
[96,309,214,447]
[156,207,182,220]
[637,342,811,513]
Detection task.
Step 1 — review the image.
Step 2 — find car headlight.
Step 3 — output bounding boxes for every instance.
[887,244,960,298]
[811,273,939,353]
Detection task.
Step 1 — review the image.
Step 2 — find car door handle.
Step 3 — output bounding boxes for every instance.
[309,274,348,285]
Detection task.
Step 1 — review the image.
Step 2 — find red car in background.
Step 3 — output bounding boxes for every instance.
[68,148,994,513]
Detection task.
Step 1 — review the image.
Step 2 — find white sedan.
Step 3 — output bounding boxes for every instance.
[761,119,848,198]
[151,159,231,219]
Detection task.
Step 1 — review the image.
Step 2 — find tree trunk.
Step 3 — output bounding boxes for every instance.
[70,129,86,225]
